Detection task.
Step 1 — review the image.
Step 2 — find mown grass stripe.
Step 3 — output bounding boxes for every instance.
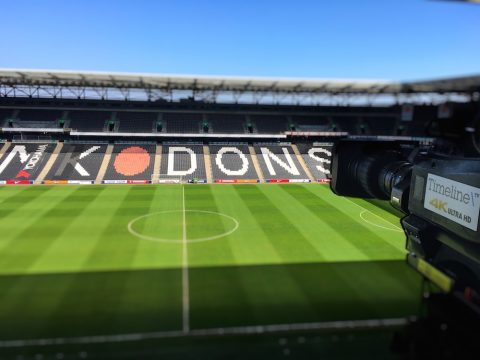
[309,185,405,252]
[28,187,130,273]
[296,185,405,258]
[186,185,257,329]
[209,185,283,266]
[234,185,325,263]
[0,186,53,219]
[0,186,104,272]
[185,185,237,266]
[263,185,368,262]
[82,186,156,269]
[0,187,107,337]
[130,184,183,269]
[0,188,63,254]
[42,185,183,337]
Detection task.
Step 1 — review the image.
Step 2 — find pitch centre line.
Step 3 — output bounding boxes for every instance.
[182,185,190,334]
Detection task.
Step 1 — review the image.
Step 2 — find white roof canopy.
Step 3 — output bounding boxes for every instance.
[0,69,478,105]
[0,69,403,93]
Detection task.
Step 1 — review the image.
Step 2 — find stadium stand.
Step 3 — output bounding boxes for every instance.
[160,144,207,181]
[207,114,246,134]
[103,144,156,181]
[404,105,436,136]
[68,111,111,132]
[117,112,157,133]
[293,116,332,132]
[0,142,55,181]
[362,116,396,136]
[209,144,259,181]
[10,120,55,129]
[333,116,358,134]
[0,107,412,138]
[250,115,289,133]
[0,108,14,126]
[296,143,332,181]
[163,113,202,133]
[0,109,62,128]
[44,143,108,181]
[17,109,62,122]
[253,144,309,180]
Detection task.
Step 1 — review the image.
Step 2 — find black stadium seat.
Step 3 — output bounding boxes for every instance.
[117,112,157,133]
[163,113,202,133]
[68,111,110,132]
[207,114,246,134]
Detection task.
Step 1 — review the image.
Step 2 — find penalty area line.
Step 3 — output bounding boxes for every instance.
[359,211,403,232]
[343,197,403,231]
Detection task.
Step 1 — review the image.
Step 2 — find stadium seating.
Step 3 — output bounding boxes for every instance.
[160,144,207,181]
[103,144,156,180]
[296,143,332,180]
[0,142,55,181]
[253,144,309,180]
[0,109,14,127]
[362,116,396,136]
[68,111,111,132]
[2,109,62,128]
[207,114,246,133]
[404,105,436,136]
[0,140,334,184]
[163,113,202,133]
[250,115,288,133]
[17,109,63,122]
[333,116,358,134]
[293,116,332,132]
[209,144,259,180]
[44,143,108,181]
[117,112,157,133]
[0,108,408,138]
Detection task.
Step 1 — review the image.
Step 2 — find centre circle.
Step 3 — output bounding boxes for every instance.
[127,210,239,243]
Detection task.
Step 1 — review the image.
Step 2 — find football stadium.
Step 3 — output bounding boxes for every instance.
[0,66,479,359]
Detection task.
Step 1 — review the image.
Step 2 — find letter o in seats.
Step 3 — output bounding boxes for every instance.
[114,146,150,176]
[216,147,249,176]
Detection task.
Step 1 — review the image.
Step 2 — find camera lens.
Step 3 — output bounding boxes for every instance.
[348,150,412,200]
[379,161,412,197]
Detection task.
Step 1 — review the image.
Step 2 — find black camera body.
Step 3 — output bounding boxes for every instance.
[331,139,480,298]
[329,102,480,355]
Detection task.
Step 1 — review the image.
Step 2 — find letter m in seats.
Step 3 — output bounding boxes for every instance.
[0,145,30,175]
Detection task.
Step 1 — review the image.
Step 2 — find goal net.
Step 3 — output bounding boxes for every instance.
[151,174,184,184]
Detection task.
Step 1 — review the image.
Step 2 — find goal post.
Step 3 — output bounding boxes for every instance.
[151,173,183,184]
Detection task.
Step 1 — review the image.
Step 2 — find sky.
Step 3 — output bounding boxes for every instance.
[0,0,479,81]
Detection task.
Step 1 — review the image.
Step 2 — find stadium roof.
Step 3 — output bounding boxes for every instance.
[0,69,478,105]
[0,69,400,93]
[1,69,479,94]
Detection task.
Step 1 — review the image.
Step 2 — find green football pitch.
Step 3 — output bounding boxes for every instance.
[0,184,421,346]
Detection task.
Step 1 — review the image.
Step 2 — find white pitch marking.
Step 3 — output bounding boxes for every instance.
[182,185,190,334]
[0,318,410,348]
[343,197,403,231]
[359,211,403,232]
[127,210,239,243]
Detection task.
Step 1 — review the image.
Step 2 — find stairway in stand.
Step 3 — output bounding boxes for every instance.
[203,145,213,183]
[248,145,265,182]
[95,144,114,184]
[291,144,315,182]
[35,142,64,184]
[0,141,11,161]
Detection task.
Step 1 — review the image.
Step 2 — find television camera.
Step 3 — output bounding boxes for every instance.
[330,104,480,357]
